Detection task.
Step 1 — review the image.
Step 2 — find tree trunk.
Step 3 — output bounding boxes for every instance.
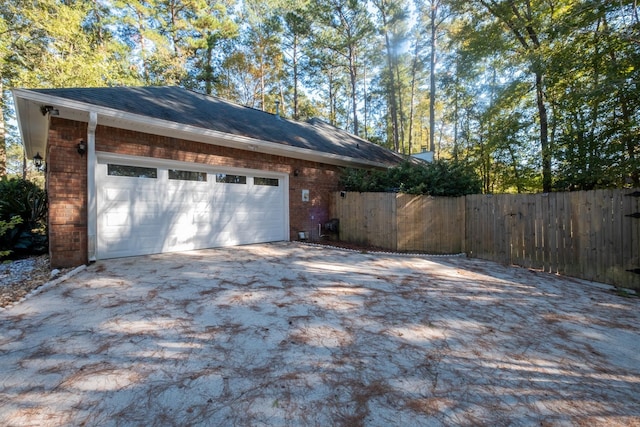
[408,41,419,156]
[428,0,437,153]
[383,29,400,151]
[394,50,406,153]
[363,64,368,140]
[292,34,299,120]
[135,9,151,84]
[452,70,459,161]
[328,67,336,126]
[536,70,552,192]
[0,81,5,177]
[22,152,27,180]
[348,45,359,136]
[260,53,265,110]
[204,35,214,95]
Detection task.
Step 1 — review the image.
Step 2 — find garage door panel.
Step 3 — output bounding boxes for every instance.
[165,233,209,251]
[105,188,130,201]
[192,211,210,224]
[191,191,209,202]
[137,191,162,202]
[216,187,249,198]
[104,212,130,227]
[97,159,287,259]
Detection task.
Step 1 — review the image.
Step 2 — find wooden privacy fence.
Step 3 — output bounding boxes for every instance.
[332,189,640,290]
[331,192,466,253]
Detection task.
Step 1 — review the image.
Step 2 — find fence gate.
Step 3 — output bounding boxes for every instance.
[625,190,640,277]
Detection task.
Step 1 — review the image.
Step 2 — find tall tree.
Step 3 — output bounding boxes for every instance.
[186,0,238,94]
[282,6,311,119]
[372,0,408,152]
[468,0,553,192]
[313,0,374,136]
[426,0,443,153]
[241,0,285,111]
[407,7,426,156]
[548,1,640,189]
[1,0,139,177]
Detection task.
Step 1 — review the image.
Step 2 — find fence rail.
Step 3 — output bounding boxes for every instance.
[332,189,640,290]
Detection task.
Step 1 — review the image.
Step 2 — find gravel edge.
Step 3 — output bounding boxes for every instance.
[0,259,86,310]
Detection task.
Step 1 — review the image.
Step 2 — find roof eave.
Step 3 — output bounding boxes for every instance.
[11,88,393,170]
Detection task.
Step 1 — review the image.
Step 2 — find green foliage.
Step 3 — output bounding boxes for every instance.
[2,0,639,193]
[0,216,22,258]
[340,161,482,196]
[0,177,47,257]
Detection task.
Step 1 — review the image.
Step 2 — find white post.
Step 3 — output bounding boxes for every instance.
[87,111,98,262]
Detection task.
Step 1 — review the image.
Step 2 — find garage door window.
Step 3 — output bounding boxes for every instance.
[107,164,157,178]
[216,174,246,184]
[169,169,207,182]
[254,177,279,186]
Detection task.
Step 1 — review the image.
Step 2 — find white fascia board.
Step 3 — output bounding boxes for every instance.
[12,91,50,159]
[11,89,390,170]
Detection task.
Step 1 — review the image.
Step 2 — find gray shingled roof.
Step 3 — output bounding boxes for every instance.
[31,86,404,167]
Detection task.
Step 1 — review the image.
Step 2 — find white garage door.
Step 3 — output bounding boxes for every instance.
[96,154,288,259]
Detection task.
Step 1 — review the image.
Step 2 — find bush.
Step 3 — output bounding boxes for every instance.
[0,178,48,258]
[0,216,23,258]
[340,160,482,196]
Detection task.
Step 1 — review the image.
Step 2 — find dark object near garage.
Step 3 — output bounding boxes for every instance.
[325,218,339,233]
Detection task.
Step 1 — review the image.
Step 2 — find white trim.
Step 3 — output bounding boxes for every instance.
[96,152,287,179]
[87,111,98,262]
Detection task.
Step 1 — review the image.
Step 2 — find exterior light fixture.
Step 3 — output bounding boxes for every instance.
[294,169,300,177]
[77,140,87,155]
[33,152,44,170]
[40,105,59,116]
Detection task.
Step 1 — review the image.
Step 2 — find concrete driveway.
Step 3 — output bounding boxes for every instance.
[1,242,639,426]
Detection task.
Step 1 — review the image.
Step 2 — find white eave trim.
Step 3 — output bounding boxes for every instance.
[11,88,393,170]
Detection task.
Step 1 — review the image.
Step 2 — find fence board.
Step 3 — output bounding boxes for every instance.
[533,193,543,268]
[556,192,567,275]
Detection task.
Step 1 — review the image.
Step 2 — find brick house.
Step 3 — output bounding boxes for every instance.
[12,86,403,267]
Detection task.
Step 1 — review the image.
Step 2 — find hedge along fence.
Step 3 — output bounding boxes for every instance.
[332,189,640,290]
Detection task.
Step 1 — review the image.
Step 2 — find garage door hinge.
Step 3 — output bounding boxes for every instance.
[625,212,640,219]
[627,268,640,275]
[625,191,640,197]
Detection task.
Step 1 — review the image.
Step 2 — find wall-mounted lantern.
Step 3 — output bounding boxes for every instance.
[77,140,87,155]
[40,105,59,116]
[33,152,44,170]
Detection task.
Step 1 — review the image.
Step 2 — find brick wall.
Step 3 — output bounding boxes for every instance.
[47,119,343,267]
[47,118,88,267]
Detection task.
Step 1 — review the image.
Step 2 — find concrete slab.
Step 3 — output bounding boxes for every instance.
[1,242,639,426]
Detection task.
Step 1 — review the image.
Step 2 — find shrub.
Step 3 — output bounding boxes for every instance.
[0,216,23,258]
[0,178,48,257]
[340,160,482,196]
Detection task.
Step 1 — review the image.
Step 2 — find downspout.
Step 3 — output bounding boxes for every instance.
[87,111,98,262]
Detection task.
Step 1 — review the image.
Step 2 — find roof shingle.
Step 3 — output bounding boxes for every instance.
[32,86,404,167]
